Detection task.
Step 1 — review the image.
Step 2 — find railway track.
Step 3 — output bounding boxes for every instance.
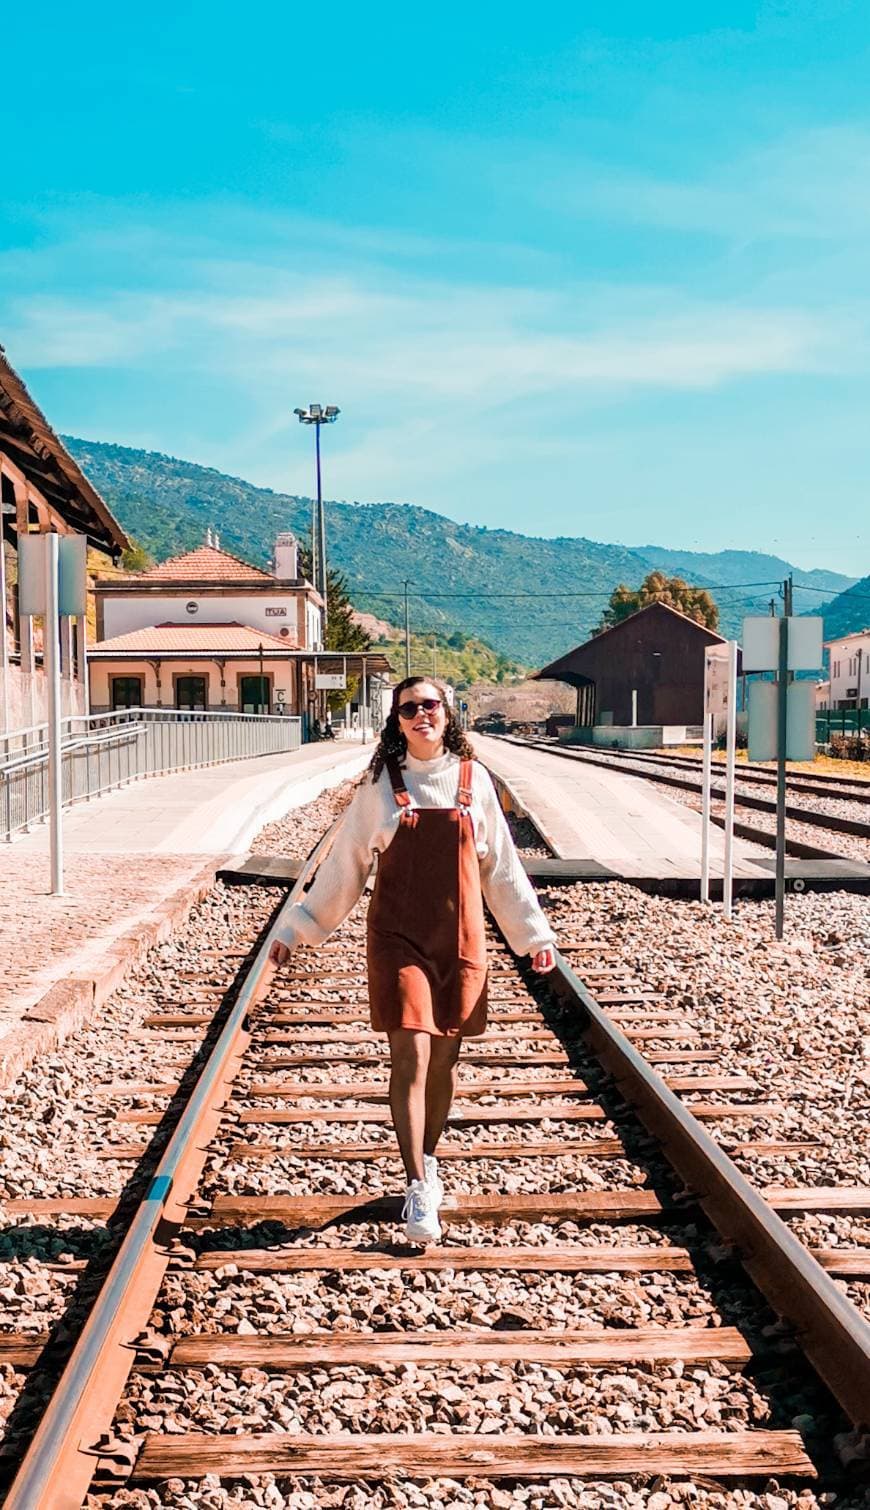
[544,743,870,806]
[504,737,870,850]
[2,820,870,1507]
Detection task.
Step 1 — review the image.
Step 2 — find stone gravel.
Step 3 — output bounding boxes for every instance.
[156,1262,741,1336]
[91,1479,869,1510]
[538,882,870,1288]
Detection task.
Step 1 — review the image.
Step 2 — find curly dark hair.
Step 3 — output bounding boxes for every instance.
[369,676,476,782]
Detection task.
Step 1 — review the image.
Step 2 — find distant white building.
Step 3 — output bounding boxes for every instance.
[821,629,870,710]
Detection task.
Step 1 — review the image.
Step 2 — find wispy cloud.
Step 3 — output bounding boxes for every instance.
[0,190,866,532]
[546,125,870,244]
[4,239,839,397]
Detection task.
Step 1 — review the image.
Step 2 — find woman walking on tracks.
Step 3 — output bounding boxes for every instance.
[270,677,556,1243]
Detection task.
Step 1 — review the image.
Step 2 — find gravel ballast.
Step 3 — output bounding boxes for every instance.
[0,771,866,1510]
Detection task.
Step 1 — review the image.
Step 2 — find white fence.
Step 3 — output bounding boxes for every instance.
[0,708,302,841]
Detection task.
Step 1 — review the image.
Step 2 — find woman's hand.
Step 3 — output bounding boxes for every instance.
[531,946,556,974]
[269,939,292,967]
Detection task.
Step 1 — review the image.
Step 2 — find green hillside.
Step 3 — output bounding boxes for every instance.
[65,436,859,665]
[814,574,870,638]
[372,629,525,687]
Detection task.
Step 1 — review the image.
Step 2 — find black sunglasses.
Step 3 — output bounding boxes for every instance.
[396,697,443,720]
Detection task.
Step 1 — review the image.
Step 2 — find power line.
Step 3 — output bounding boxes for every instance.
[786,582,870,601]
[355,580,784,601]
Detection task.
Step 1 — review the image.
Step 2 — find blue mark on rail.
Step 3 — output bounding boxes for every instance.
[146,1174,173,1202]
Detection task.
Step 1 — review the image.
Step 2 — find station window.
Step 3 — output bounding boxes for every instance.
[110,676,143,710]
[175,676,207,710]
[239,674,271,714]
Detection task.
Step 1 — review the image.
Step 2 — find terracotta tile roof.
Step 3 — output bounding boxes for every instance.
[89,622,298,655]
[138,545,275,584]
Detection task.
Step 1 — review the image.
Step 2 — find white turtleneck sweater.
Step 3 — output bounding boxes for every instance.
[274,751,555,958]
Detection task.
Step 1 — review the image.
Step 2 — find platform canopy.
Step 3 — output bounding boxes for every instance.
[0,348,128,553]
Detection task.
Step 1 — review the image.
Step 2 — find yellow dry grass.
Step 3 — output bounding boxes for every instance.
[661,746,870,782]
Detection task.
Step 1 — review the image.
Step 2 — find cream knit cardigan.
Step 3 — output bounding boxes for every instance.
[273,750,555,958]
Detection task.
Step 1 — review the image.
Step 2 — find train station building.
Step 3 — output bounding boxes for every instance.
[534,601,727,745]
[1,349,128,732]
[90,533,390,722]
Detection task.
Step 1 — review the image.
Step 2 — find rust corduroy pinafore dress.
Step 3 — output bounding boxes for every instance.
[366,756,489,1037]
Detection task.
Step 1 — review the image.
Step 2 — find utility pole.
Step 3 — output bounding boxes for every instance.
[404,580,412,678]
[432,634,437,678]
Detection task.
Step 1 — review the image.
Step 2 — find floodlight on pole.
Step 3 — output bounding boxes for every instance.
[294,403,340,634]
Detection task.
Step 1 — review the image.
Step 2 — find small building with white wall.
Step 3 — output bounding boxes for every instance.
[821,629,870,710]
[90,534,392,724]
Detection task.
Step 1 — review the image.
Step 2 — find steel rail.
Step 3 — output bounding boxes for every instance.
[548,742,870,802]
[546,950,870,1434]
[507,737,870,841]
[3,823,339,1510]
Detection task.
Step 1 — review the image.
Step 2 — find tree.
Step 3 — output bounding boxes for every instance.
[120,539,155,572]
[324,568,371,655]
[595,571,719,634]
[299,550,372,711]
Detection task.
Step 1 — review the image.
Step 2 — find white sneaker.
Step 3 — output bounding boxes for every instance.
[423,1153,444,1208]
[402,1179,442,1243]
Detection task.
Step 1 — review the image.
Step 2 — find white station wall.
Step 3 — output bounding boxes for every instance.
[103,593,307,646]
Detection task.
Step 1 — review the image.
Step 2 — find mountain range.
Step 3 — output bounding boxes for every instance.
[65,436,863,665]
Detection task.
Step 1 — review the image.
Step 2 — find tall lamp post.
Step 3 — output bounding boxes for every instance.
[293,403,340,637]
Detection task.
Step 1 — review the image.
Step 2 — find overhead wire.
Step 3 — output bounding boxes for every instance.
[354,579,785,601]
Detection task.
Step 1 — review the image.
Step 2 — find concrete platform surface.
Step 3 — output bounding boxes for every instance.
[0,739,369,1070]
[476,734,770,881]
[12,739,371,857]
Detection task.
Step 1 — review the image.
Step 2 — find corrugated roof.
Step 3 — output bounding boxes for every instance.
[135,544,274,584]
[89,622,298,655]
[0,348,129,553]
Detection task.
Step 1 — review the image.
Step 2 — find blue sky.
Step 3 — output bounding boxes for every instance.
[1,1,868,575]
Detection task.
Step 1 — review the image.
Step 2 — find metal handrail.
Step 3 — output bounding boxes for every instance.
[1,708,303,840]
[0,724,144,778]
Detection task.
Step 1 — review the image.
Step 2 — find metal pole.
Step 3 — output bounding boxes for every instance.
[361,656,368,744]
[631,688,637,728]
[315,420,327,634]
[80,612,90,718]
[0,523,8,734]
[404,580,411,678]
[45,533,63,895]
[432,634,437,677]
[700,659,712,904]
[723,638,738,921]
[774,613,789,939]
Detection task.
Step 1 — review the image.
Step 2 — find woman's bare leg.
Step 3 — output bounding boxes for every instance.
[424,1036,462,1155]
[388,1029,430,1183]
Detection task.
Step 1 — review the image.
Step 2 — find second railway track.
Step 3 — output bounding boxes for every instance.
[503,736,870,855]
[2,800,869,1508]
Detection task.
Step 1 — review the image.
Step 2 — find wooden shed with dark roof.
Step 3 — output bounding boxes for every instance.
[534,602,726,730]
